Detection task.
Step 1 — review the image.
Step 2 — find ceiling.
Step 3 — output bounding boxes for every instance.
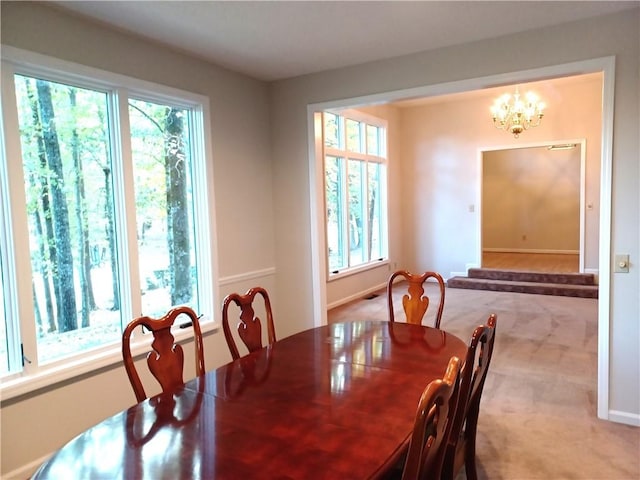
[50,1,638,82]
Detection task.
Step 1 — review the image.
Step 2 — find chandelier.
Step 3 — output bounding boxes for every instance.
[490,87,545,138]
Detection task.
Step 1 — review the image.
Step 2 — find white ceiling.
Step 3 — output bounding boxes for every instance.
[51,1,637,82]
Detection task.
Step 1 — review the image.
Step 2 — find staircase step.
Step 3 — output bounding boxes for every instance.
[467,268,596,286]
[447,276,598,299]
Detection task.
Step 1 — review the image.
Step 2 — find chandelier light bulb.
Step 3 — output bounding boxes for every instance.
[491,87,545,138]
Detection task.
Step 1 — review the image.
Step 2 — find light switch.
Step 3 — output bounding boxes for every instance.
[614,254,630,273]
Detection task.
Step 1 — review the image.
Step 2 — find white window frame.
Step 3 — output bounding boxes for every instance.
[323,109,388,279]
[0,46,219,400]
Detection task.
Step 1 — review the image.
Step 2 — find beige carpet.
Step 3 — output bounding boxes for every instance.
[328,285,639,479]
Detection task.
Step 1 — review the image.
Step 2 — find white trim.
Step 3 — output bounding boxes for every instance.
[217,267,276,287]
[0,46,220,397]
[477,138,586,272]
[1,46,208,108]
[597,56,615,421]
[584,268,599,284]
[449,272,468,278]
[0,319,220,401]
[309,112,328,327]
[327,259,390,281]
[482,248,580,255]
[608,410,640,427]
[306,55,615,422]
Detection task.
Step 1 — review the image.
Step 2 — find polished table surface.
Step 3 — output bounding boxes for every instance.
[34,320,467,479]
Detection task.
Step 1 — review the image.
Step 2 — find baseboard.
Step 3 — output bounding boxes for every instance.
[608,409,640,427]
[584,268,599,284]
[327,282,386,310]
[483,248,579,255]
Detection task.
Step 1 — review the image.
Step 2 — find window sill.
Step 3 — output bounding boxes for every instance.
[328,259,389,282]
[0,320,221,403]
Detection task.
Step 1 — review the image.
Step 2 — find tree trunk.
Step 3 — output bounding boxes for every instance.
[69,89,95,328]
[26,80,57,333]
[102,166,120,311]
[36,79,77,332]
[96,109,120,311]
[164,108,191,305]
[32,282,43,336]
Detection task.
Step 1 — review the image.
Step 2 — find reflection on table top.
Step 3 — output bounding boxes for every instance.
[33,320,467,480]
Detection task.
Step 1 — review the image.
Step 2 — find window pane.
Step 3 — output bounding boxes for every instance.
[368,162,384,260]
[367,125,380,156]
[348,159,365,266]
[324,112,339,148]
[15,75,122,364]
[325,156,346,271]
[346,119,362,153]
[129,100,198,317]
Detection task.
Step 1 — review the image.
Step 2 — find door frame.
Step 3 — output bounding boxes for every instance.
[477,139,587,273]
[307,56,615,421]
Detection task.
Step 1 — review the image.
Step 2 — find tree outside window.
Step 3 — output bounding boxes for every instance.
[1,68,211,373]
[323,111,388,275]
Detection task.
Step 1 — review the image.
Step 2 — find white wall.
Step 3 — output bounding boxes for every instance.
[270,6,638,427]
[1,2,275,476]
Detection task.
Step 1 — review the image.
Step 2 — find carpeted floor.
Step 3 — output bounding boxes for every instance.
[328,285,640,479]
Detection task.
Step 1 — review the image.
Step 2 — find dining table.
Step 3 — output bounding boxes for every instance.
[32,320,468,479]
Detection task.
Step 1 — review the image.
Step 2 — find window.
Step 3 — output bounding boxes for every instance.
[323,111,388,276]
[0,48,215,393]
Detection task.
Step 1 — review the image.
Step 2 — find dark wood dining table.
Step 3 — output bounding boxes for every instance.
[33,320,467,479]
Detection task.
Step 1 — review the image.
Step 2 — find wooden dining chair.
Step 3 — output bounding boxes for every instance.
[222,286,276,360]
[442,313,498,480]
[401,355,462,480]
[122,305,205,402]
[387,270,446,328]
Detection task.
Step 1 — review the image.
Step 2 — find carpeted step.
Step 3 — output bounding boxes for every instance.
[447,276,598,299]
[467,268,596,286]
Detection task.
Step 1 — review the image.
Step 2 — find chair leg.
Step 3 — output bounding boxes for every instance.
[464,441,478,480]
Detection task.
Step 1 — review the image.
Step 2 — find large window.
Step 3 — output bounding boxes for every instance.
[0,48,214,391]
[323,111,388,276]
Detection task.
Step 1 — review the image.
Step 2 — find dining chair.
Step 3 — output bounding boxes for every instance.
[387,270,446,328]
[442,313,498,480]
[122,305,205,402]
[401,355,462,480]
[222,286,276,360]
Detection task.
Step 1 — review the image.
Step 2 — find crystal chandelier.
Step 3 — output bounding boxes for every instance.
[490,87,545,138]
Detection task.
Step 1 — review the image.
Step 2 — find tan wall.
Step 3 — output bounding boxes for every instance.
[483,146,581,252]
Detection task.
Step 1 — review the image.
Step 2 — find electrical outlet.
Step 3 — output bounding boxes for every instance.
[614,254,630,273]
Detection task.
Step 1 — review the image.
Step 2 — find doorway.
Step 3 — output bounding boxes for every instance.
[480,141,585,273]
[308,56,614,421]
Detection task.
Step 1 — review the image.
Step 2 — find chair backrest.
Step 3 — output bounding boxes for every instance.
[387,270,446,328]
[122,306,205,402]
[442,313,498,480]
[402,355,462,480]
[222,286,276,360]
